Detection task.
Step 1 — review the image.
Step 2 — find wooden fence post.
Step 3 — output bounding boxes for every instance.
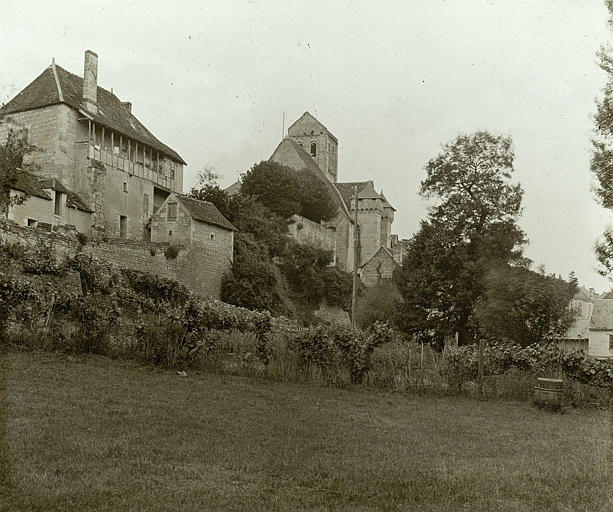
[478,339,484,397]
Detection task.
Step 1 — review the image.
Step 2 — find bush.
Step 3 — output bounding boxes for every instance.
[164,245,180,260]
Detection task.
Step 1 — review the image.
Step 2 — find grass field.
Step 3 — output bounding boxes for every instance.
[0,350,611,511]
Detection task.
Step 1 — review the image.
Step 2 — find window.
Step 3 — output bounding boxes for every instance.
[123,182,128,193]
[167,202,177,220]
[54,191,64,216]
[119,215,127,239]
[27,218,38,228]
[210,233,215,240]
[609,334,613,350]
[170,166,175,180]
[310,142,317,157]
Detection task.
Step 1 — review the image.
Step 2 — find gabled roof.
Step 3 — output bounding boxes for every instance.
[287,111,338,144]
[0,63,186,164]
[589,299,613,330]
[270,138,352,221]
[224,179,242,196]
[360,246,398,269]
[174,194,236,231]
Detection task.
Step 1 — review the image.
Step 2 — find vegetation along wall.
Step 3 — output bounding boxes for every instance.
[0,218,229,298]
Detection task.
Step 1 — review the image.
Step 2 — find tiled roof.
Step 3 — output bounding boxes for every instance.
[270,138,352,220]
[566,300,593,339]
[589,299,613,330]
[175,194,236,231]
[8,170,52,200]
[0,63,186,164]
[334,181,370,210]
[38,178,93,213]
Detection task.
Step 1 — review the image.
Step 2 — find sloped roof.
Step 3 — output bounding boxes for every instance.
[589,299,613,330]
[174,194,236,231]
[8,170,52,200]
[0,63,186,164]
[225,179,242,196]
[287,111,338,144]
[38,178,93,213]
[360,246,398,270]
[334,181,370,210]
[270,138,352,221]
[566,299,593,339]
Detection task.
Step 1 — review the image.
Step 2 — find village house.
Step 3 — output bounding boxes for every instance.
[0,51,235,298]
[563,291,613,359]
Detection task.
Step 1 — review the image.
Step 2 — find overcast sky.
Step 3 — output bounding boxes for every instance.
[2,0,613,290]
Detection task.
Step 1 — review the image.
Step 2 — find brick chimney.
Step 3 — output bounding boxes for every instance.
[83,50,98,113]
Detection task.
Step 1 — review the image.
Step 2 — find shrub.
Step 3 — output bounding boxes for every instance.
[164,245,180,260]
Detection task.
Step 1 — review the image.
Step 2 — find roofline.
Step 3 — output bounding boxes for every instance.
[287,111,338,144]
[1,99,187,165]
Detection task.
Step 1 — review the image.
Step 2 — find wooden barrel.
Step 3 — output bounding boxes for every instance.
[534,377,564,410]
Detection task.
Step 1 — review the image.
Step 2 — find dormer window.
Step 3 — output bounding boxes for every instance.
[310,142,317,157]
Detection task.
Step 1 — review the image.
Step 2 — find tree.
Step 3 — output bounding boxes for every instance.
[421,131,523,235]
[592,1,613,274]
[0,127,37,212]
[475,265,578,346]
[396,132,526,345]
[241,161,337,223]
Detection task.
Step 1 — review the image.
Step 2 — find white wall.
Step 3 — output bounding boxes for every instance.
[588,330,613,358]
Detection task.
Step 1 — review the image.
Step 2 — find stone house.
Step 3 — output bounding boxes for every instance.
[0,50,186,240]
[151,192,236,252]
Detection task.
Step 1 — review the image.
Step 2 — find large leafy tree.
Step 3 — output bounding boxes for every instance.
[396,132,526,345]
[591,1,613,274]
[0,127,36,212]
[475,265,578,346]
[241,161,337,223]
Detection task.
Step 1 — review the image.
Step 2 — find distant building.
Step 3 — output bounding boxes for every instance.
[563,293,613,358]
[226,111,405,275]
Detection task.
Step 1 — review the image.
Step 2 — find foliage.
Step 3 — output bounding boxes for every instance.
[0,127,38,211]
[0,239,63,275]
[440,341,613,392]
[67,253,120,294]
[396,132,526,345]
[279,241,353,310]
[241,161,337,223]
[356,279,401,329]
[421,131,523,235]
[164,245,180,260]
[221,233,287,314]
[591,3,613,274]
[121,269,189,304]
[475,264,579,346]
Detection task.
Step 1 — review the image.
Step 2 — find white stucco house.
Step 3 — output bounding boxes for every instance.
[563,296,613,359]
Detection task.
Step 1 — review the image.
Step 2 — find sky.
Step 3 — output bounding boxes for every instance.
[1,0,613,290]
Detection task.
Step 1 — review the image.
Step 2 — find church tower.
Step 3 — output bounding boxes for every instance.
[287,112,338,182]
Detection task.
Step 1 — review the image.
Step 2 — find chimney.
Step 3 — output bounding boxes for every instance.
[121,101,132,113]
[83,50,98,113]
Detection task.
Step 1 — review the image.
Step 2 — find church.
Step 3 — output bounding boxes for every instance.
[267,112,407,282]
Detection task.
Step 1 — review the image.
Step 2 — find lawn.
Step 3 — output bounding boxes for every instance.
[0,350,611,511]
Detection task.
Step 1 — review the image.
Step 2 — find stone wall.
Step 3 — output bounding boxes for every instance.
[287,214,336,258]
[360,248,398,287]
[0,218,228,299]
